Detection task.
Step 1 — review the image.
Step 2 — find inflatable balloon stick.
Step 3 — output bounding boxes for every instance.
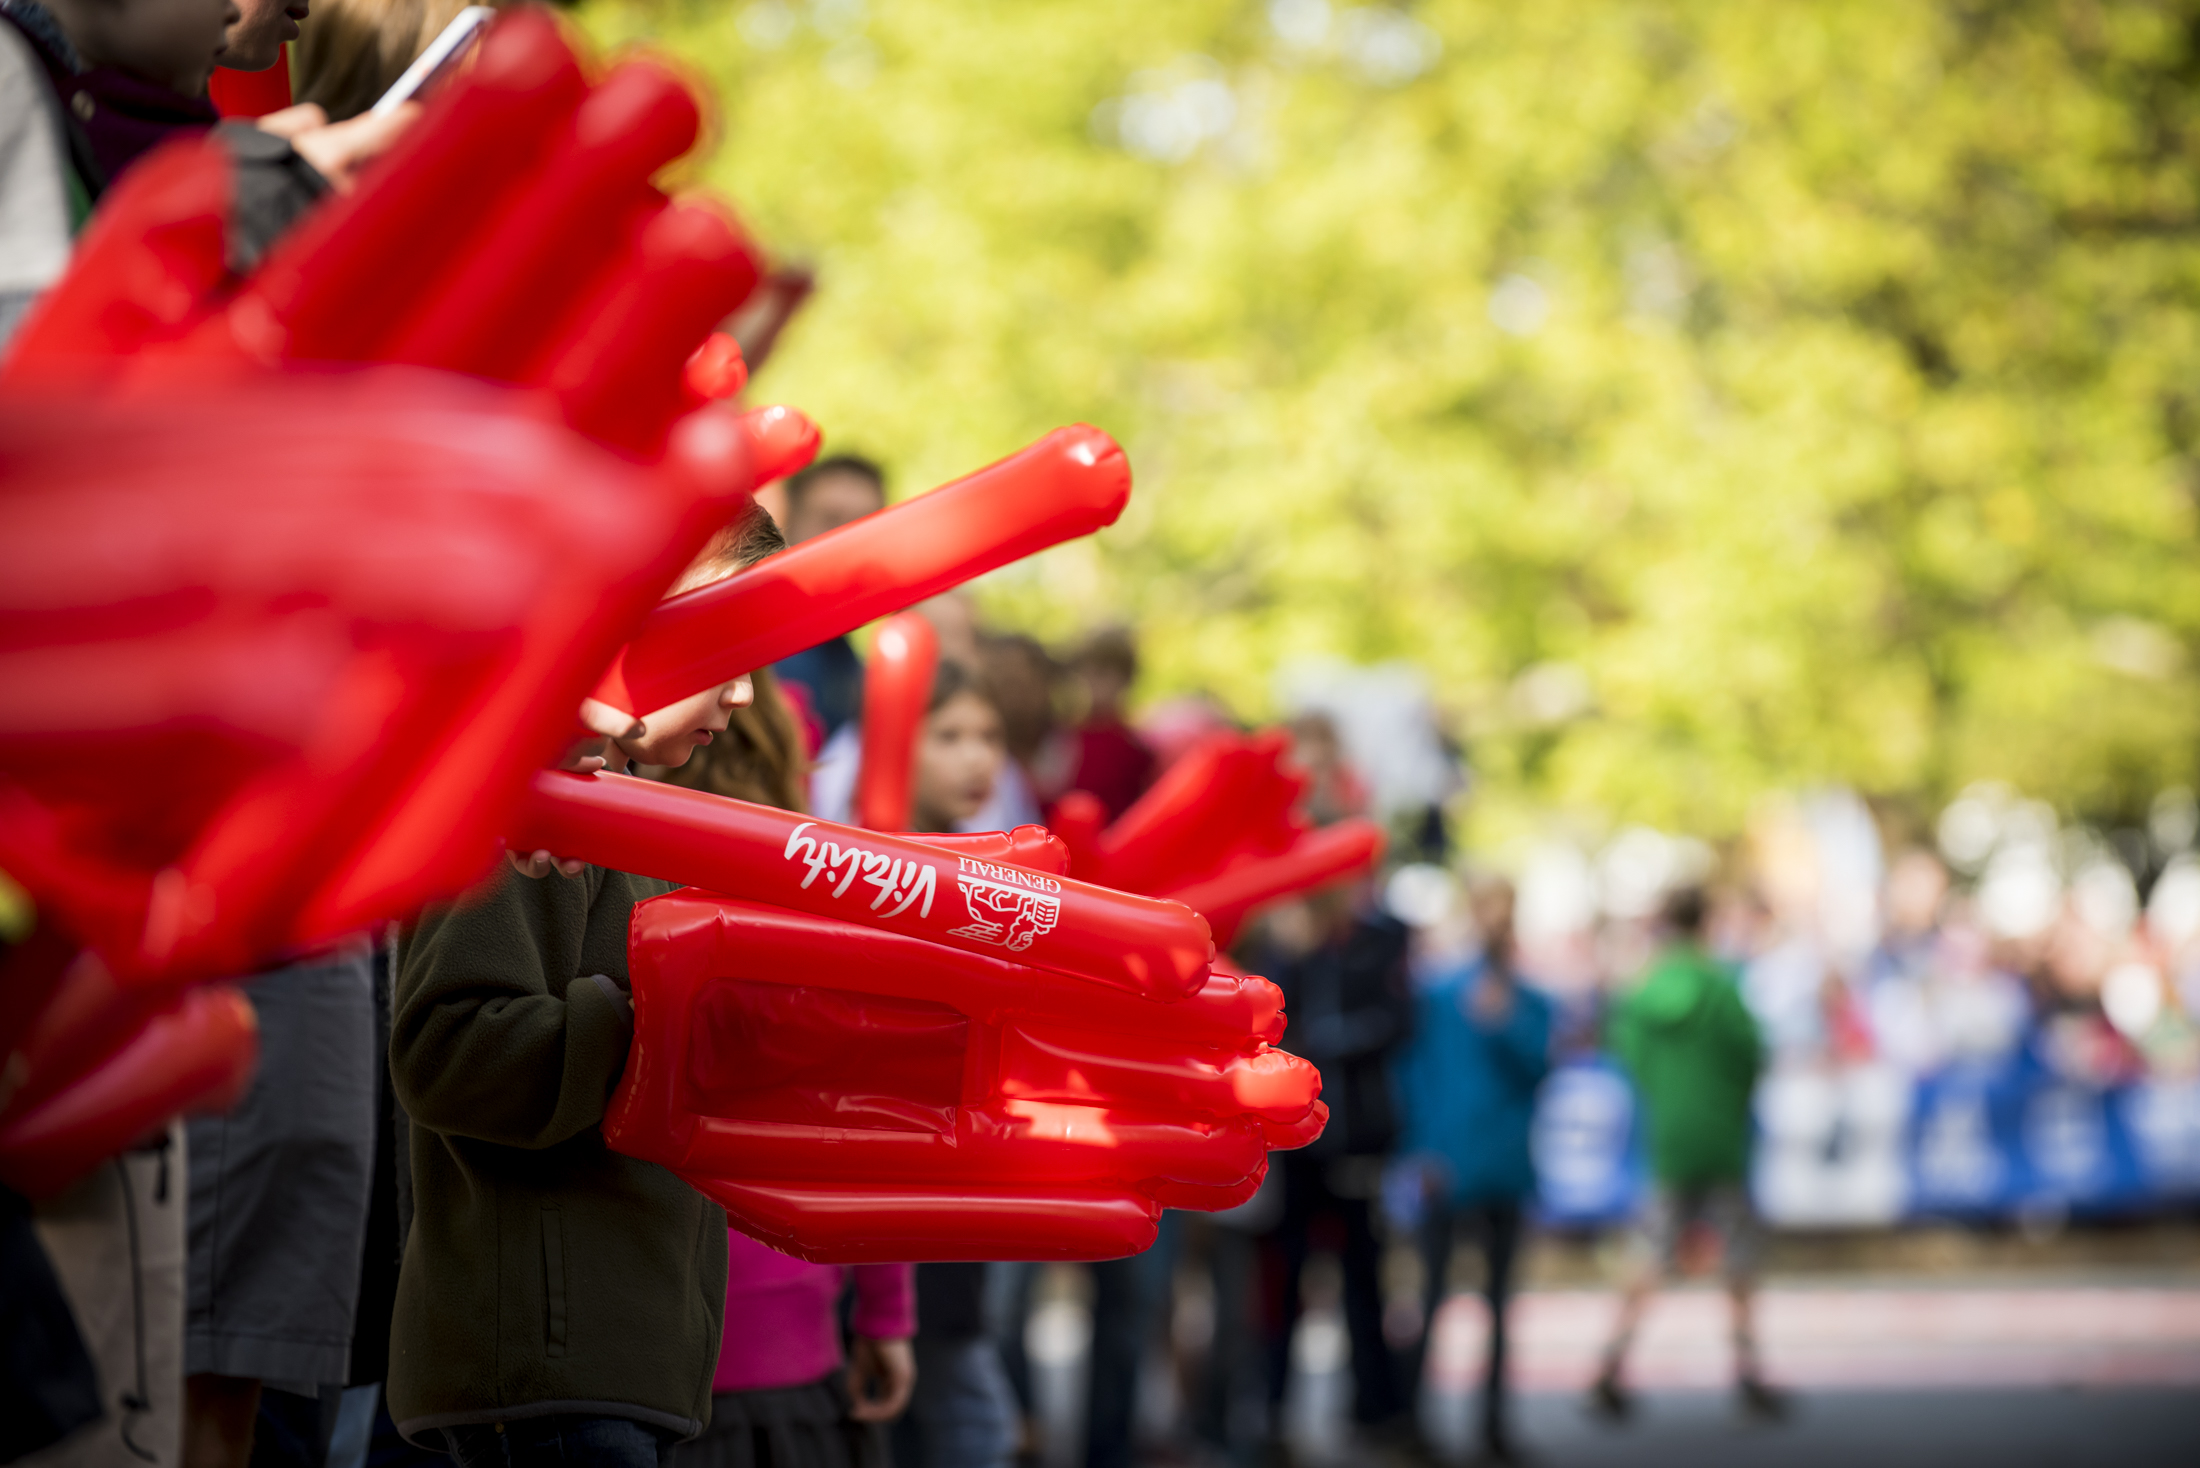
[605,892,1324,1262]
[855,613,940,831]
[0,953,257,1198]
[510,770,1213,1000]
[592,425,1132,717]
[1055,730,1386,947]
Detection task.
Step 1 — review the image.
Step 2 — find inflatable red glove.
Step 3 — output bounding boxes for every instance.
[510,771,1213,1001]
[607,890,1323,1262]
[1053,730,1386,946]
[854,613,940,832]
[0,378,748,986]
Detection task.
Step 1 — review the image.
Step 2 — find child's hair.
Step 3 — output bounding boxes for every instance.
[784,453,885,513]
[928,657,998,716]
[1076,626,1138,682]
[294,0,486,122]
[656,667,809,812]
[649,498,804,810]
[669,499,787,595]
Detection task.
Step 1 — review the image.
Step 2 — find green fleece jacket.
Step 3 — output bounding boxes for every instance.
[1608,944,1764,1186]
[386,864,724,1446]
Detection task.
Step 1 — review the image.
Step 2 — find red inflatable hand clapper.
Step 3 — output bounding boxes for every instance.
[2,8,766,466]
[591,425,1132,717]
[854,613,939,832]
[511,770,1213,1000]
[1055,729,1387,946]
[605,891,1323,1262]
[0,377,747,985]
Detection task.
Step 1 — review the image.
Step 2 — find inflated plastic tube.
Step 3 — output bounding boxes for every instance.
[697,1179,1160,1265]
[539,203,765,457]
[221,6,591,363]
[1163,818,1387,949]
[0,139,230,374]
[918,826,1070,876]
[854,613,938,832]
[0,984,257,1198]
[381,59,701,380]
[591,425,1131,716]
[513,769,1212,999]
[1081,729,1303,893]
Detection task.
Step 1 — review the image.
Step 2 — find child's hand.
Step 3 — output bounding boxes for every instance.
[845,1336,916,1422]
[508,747,609,877]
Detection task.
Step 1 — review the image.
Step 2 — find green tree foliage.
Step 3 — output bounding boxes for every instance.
[580,0,2200,832]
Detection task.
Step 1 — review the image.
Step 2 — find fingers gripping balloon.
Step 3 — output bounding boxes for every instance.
[606,891,1324,1262]
[854,613,940,832]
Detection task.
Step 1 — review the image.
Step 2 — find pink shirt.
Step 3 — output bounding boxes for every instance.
[713,1229,915,1393]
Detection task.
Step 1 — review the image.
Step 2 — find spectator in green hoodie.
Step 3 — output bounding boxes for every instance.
[1588,886,1786,1423]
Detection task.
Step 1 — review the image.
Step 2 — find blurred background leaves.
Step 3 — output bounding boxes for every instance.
[579,0,2200,834]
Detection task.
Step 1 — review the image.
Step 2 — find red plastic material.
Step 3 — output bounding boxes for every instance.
[854,613,939,832]
[511,770,1213,1000]
[734,404,822,484]
[1055,730,1385,947]
[208,52,292,119]
[1,138,230,373]
[605,892,1321,1261]
[0,377,747,984]
[683,333,748,402]
[2,9,760,472]
[1165,821,1387,947]
[0,980,257,1198]
[591,425,1132,716]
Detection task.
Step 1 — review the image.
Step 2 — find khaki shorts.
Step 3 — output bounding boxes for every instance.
[1628,1183,1764,1282]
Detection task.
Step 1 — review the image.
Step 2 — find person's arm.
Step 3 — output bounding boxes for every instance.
[846,1262,917,1422]
[1481,983,1553,1090]
[391,866,636,1149]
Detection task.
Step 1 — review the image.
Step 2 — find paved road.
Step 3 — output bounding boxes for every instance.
[1487,1387,2200,1467]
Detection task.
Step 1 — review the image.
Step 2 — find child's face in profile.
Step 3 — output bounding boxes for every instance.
[97,0,239,94]
[914,689,1004,830]
[613,676,754,770]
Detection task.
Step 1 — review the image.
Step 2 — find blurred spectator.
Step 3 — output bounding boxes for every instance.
[1255,884,1412,1439]
[909,659,1006,835]
[1390,877,1552,1464]
[894,662,1018,1468]
[0,5,73,345]
[773,456,888,739]
[1589,887,1781,1422]
[1289,711,1369,827]
[293,0,479,121]
[1061,628,1153,821]
[971,632,1056,829]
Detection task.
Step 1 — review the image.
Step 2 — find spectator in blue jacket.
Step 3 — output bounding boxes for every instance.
[1391,876,1552,1465]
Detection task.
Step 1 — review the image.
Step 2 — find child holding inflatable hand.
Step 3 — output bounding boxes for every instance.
[387,506,782,1467]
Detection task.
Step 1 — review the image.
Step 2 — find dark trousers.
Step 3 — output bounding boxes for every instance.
[1084,1215,1177,1468]
[1265,1152,1400,1425]
[446,1417,665,1468]
[1408,1199,1523,1450]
